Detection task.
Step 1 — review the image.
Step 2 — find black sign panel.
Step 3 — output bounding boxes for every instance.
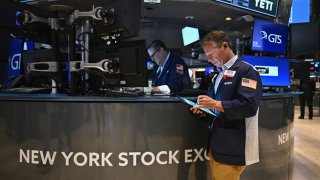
[215,0,279,17]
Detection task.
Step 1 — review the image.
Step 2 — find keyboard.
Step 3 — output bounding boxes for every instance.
[172,89,207,97]
[97,89,144,97]
[0,87,51,94]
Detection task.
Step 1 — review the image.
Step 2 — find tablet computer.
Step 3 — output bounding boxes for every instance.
[178,96,217,117]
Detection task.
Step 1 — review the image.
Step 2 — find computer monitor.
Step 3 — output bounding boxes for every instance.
[21,49,68,87]
[289,0,310,24]
[242,55,290,87]
[90,40,148,87]
[290,23,320,57]
[181,26,200,46]
[93,0,142,41]
[251,19,288,55]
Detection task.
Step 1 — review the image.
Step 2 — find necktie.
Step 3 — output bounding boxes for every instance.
[214,91,221,117]
[156,66,162,79]
[214,67,223,117]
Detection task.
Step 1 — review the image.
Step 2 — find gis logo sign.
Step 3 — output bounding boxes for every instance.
[260,31,282,44]
[9,53,21,70]
[8,39,34,78]
[252,19,288,54]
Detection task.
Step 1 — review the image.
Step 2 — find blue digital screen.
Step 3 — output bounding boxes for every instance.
[242,55,290,87]
[181,27,200,46]
[252,19,288,54]
[147,60,155,70]
[8,39,35,78]
[289,0,310,24]
[205,66,214,76]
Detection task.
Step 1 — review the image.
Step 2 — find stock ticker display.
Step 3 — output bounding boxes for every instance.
[215,0,279,17]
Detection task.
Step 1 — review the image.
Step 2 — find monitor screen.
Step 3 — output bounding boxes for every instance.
[252,19,288,54]
[90,40,148,87]
[290,23,320,57]
[242,55,290,87]
[181,26,200,46]
[289,0,310,24]
[21,49,65,87]
[93,0,141,42]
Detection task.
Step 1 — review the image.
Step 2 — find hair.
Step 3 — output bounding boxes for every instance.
[201,31,232,48]
[147,39,168,51]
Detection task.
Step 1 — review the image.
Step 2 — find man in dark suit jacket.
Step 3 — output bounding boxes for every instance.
[191,31,262,180]
[299,79,316,119]
[145,40,190,94]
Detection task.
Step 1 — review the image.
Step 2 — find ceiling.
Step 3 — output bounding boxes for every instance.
[11,0,279,35]
[141,0,263,31]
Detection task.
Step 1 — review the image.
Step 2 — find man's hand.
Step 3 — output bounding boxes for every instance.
[194,95,224,112]
[134,87,144,92]
[189,107,206,118]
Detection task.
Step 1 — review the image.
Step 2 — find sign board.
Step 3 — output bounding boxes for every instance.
[252,19,288,54]
[215,0,279,17]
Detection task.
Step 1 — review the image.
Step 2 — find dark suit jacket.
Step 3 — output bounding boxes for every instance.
[152,53,190,92]
[208,59,262,166]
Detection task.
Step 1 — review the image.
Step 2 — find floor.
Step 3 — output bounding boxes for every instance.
[292,106,320,180]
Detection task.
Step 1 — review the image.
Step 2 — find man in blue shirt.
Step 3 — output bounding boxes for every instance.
[144,40,190,94]
[191,31,262,180]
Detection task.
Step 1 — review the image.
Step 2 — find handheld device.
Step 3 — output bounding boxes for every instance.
[178,96,217,117]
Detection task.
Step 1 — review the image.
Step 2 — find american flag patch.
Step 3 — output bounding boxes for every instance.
[241,78,257,90]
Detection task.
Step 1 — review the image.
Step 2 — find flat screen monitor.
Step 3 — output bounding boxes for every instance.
[242,55,290,87]
[290,23,320,57]
[181,26,200,46]
[90,40,148,87]
[252,19,288,54]
[21,49,54,87]
[21,49,68,87]
[93,0,141,41]
[289,0,310,24]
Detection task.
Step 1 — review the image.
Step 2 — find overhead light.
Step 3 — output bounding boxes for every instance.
[225,17,232,21]
[144,0,161,4]
[185,16,194,20]
[236,15,254,22]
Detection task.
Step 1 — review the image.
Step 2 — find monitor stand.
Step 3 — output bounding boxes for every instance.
[263,87,284,93]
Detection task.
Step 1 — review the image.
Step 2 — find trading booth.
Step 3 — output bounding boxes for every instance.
[0,0,294,180]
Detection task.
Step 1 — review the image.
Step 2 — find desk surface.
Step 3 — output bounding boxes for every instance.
[0,92,296,102]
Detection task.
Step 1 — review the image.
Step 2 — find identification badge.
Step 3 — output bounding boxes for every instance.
[223,70,236,78]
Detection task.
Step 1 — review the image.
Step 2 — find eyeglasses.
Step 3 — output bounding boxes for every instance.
[149,48,159,58]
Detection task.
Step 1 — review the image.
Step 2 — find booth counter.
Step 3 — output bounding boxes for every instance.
[0,93,294,180]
